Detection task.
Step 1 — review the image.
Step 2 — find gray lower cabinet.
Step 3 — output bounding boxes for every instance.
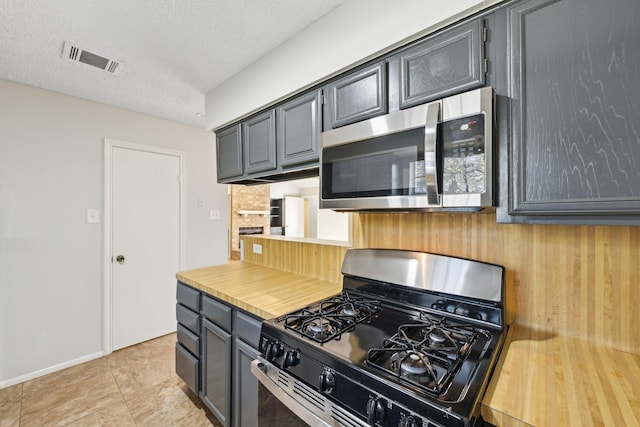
[175,342,199,394]
[234,342,259,427]
[233,311,262,427]
[202,317,232,426]
[175,282,201,394]
[201,295,233,426]
[176,285,264,427]
[498,0,640,223]
[324,61,387,129]
[277,90,322,168]
[216,125,243,181]
[393,19,485,110]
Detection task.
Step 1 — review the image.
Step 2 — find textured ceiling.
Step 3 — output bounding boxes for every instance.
[0,0,342,127]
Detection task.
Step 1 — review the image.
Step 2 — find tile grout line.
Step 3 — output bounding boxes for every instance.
[18,384,24,427]
[105,354,139,426]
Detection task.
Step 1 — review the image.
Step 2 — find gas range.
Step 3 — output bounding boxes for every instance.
[251,249,505,427]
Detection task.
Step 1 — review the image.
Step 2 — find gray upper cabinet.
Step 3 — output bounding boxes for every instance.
[325,61,387,129]
[501,0,640,222]
[396,20,485,109]
[277,90,322,167]
[243,109,277,175]
[216,125,243,181]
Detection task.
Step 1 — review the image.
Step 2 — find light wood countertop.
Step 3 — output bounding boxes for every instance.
[176,262,343,319]
[482,326,640,426]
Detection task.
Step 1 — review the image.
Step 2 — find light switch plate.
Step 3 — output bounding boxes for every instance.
[87,209,99,224]
[253,243,262,254]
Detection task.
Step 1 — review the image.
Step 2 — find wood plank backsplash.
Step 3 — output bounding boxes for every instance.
[352,212,640,354]
[242,236,347,284]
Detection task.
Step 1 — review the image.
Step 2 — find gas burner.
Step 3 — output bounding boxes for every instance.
[340,306,359,317]
[305,320,335,340]
[396,351,431,375]
[428,331,447,346]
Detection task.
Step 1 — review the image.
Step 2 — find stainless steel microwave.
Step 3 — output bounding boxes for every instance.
[320,86,494,212]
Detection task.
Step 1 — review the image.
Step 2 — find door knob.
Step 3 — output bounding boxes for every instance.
[115,255,125,264]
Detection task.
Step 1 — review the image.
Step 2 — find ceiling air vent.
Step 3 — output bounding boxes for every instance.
[62,41,125,75]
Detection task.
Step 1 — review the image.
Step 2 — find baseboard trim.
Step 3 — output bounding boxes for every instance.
[0,351,105,389]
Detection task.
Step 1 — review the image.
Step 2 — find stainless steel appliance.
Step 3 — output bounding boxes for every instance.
[251,249,505,427]
[320,87,494,212]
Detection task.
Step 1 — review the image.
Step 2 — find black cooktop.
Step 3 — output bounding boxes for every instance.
[266,291,501,402]
[259,249,506,426]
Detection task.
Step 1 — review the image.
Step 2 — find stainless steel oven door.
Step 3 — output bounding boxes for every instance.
[256,383,307,427]
[251,357,368,427]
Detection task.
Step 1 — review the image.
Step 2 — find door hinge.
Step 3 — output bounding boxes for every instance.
[177,174,182,184]
[483,26,488,43]
[484,58,488,75]
[321,94,326,105]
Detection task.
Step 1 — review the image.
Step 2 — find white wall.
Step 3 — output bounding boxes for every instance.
[0,79,229,386]
[269,181,302,199]
[317,209,350,242]
[205,0,503,130]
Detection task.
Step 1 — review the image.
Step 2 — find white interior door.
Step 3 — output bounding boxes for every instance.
[110,144,182,350]
[284,196,305,237]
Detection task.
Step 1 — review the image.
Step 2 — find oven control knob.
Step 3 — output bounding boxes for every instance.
[282,349,300,368]
[317,369,336,394]
[366,397,387,425]
[399,415,420,427]
[265,341,283,361]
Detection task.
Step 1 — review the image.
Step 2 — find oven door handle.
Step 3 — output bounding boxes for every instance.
[251,358,344,427]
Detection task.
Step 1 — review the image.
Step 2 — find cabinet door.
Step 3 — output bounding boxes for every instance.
[202,318,232,427]
[507,0,640,218]
[325,61,387,129]
[277,90,322,167]
[216,125,243,181]
[243,110,277,174]
[398,20,485,109]
[233,339,259,427]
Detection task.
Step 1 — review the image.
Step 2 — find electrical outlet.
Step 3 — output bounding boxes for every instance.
[210,209,220,220]
[253,243,262,255]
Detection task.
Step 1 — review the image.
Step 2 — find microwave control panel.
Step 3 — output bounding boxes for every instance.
[441,113,486,195]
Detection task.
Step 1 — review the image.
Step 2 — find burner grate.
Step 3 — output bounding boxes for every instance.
[283,292,381,343]
[365,312,488,395]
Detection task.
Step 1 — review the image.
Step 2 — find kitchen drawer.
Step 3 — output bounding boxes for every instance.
[176,303,200,335]
[177,282,200,312]
[235,311,262,349]
[175,343,199,394]
[202,295,232,332]
[177,323,200,357]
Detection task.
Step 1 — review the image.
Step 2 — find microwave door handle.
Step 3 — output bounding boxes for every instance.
[424,102,440,206]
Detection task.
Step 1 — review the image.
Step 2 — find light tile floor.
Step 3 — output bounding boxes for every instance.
[0,333,222,427]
